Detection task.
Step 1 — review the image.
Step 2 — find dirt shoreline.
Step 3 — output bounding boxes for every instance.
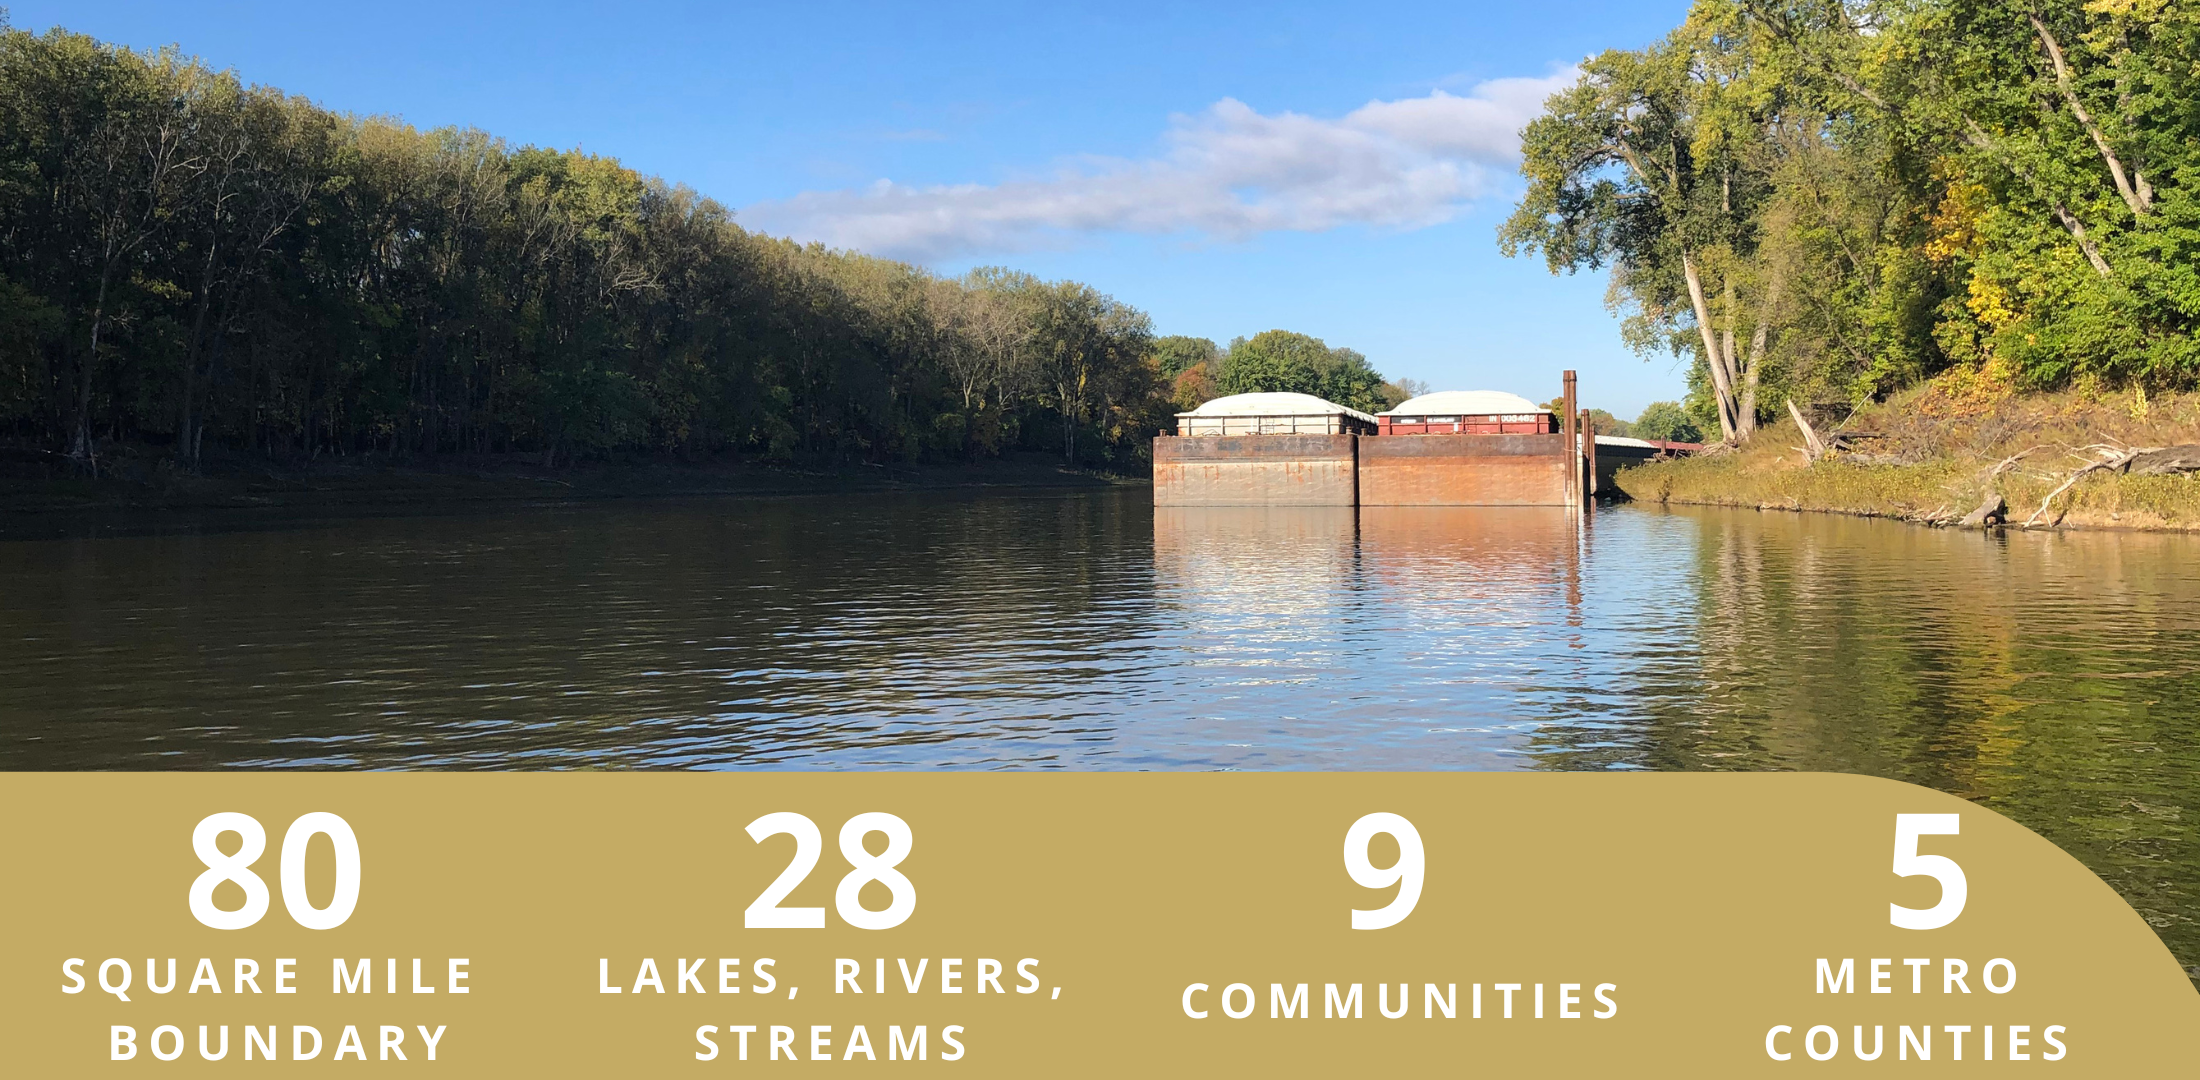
[1610,380,2200,533]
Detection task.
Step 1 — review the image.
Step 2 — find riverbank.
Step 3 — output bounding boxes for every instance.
[1611,376,2200,531]
[0,445,1135,514]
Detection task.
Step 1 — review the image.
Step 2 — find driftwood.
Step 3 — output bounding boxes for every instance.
[1787,398,1828,462]
[1958,491,2008,528]
[1938,447,2038,528]
[2022,443,2200,527]
[2025,444,2139,526]
[1787,401,1905,465]
[2126,445,2200,476]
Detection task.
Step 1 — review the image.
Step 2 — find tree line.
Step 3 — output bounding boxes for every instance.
[1503,0,2198,443]
[4,21,1393,473]
[1155,331,1420,414]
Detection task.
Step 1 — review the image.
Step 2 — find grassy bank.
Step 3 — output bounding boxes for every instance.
[0,446,1134,515]
[1612,374,2200,531]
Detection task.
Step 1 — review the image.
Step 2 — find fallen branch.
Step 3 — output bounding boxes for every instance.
[1983,446,2043,480]
[2024,444,2140,527]
[2016,442,2200,528]
[1787,398,1828,463]
[2126,444,2200,477]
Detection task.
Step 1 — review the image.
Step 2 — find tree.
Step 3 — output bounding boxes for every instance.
[1151,335,1217,378]
[1171,363,1217,410]
[1585,408,1633,437]
[1024,280,1154,462]
[1500,25,1780,444]
[170,83,326,465]
[0,22,1189,472]
[0,30,205,462]
[1633,400,1702,443]
[1216,330,1388,412]
[1377,377,1429,410]
[1733,0,2199,390]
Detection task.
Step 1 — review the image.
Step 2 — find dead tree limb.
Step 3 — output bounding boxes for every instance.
[2126,445,2200,476]
[1984,446,2043,480]
[1787,398,1827,463]
[2024,444,2141,527]
[2029,13,2150,218]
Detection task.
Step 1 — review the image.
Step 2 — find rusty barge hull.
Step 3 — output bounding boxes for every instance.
[1357,433,1577,506]
[1153,433,1585,507]
[1152,434,1359,506]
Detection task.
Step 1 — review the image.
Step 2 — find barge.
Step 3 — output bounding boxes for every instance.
[1155,373,1662,508]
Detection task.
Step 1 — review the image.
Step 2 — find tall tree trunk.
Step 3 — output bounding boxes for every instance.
[1058,378,1076,461]
[1739,317,1769,437]
[1681,252,1740,442]
[1960,120,2114,277]
[179,243,222,468]
[2051,202,2115,277]
[1736,274,1781,439]
[69,274,114,462]
[1721,277,1747,434]
[2029,14,2150,218]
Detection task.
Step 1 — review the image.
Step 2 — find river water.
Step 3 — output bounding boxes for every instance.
[3,489,2196,971]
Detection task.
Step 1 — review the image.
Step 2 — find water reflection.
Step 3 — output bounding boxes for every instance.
[1153,505,1359,617]
[1,492,2196,972]
[1354,505,1582,621]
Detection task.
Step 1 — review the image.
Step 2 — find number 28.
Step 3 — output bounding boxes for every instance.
[744,812,916,930]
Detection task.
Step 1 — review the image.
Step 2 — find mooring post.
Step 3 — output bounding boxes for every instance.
[1582,408,1597,500]
[1561,370,1578,509]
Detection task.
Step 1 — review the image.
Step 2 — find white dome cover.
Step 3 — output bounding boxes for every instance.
[1183,392,1373,422]
[1382,390,1546,417]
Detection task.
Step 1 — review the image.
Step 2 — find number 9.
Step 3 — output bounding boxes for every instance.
[1344,812,1423,930]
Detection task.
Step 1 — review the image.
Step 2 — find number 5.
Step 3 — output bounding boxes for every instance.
[1889,813,1966,930]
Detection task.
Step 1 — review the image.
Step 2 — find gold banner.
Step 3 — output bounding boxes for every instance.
[3,773,2192,1074]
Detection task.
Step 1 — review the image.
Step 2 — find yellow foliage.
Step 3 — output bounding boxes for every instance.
[1924,175,1990,265]
[1964,270,2019,331]
[2083,0,2168,23]
[1914,359,2017,417]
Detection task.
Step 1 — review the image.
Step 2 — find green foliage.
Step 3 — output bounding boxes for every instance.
[1215,330,1389,412]
[0,24,1173,469]
[1151,335,1218,378]
[1632,400,1703,443]
[1584,408,1633,437]
[1375,377,1427,411]
[1503,0,2200,434]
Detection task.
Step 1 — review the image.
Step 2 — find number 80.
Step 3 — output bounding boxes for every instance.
[188,812,362,931]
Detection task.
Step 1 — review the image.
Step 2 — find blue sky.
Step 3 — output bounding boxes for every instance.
[15,1,1694,416]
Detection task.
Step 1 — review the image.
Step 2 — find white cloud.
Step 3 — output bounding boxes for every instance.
[738,67,1578,264]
